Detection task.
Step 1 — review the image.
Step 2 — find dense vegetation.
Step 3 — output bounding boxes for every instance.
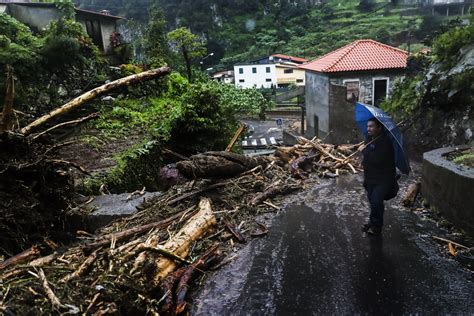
[76,0,453,70]
[0,6,104,115]
[382,14,473,115]
[82,70,271,192]
[1,0,272,193]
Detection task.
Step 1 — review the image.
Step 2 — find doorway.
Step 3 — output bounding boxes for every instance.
[373,78,388,107]
[85,19,104,51]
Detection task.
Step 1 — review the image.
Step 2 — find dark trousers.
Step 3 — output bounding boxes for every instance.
[364,182,394,228]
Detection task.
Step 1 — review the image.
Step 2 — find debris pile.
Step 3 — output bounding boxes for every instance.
[0,135,363,314]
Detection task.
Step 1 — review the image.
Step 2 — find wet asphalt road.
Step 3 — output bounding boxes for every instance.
[193,174,474,315]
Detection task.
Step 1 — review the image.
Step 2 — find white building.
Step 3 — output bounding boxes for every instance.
[233,64,277,89]
[233,54,308,89]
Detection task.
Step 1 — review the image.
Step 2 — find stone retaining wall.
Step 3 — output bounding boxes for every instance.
[422,146,474,236]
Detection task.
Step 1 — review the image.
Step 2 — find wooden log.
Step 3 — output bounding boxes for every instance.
[29,252,60,267]
[289,149,318,179]
[225,123,245,152]
[175,244,220,314]
[432,236,470,250]
[402,182,421,207]
[297,137,344,162]
[166,182,228,206]
[176,151,271,179]
[160,268,188,315]
[0,65,15,132]
[82,208,195,251]
[151,198,216,286]
[274,147,294,164]
[38,268,66,311]
[0,246,40,271]
[62,248,100,282]
[20,66,171,135]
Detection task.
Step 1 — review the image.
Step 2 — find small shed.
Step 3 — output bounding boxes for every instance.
[299,39,408,143]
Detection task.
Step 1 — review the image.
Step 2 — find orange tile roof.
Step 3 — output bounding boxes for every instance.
[271,54,308,63]
[299,39,408,73]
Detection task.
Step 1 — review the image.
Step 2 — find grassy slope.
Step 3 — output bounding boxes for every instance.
[218,0,429,65]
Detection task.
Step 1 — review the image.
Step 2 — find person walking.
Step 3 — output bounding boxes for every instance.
[358,118,399,235]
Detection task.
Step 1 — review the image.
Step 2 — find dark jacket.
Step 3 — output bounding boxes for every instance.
[362,132,396,184]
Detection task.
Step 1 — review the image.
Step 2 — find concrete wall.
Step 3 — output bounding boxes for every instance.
[6,4,63,31]
[275,64,305,86]
[234,64,276,89]
[422,146,474,236]
[305,71,329,138]
[99,19,116,53]
[327,84,362,144]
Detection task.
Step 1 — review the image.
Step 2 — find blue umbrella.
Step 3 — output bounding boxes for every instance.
[355,102,410,175]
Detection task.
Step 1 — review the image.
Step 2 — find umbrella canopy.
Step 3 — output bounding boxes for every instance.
[355,102,410,175]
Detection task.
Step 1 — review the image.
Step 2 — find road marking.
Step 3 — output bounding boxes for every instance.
[260,138,267,145]
[269,137,277,145]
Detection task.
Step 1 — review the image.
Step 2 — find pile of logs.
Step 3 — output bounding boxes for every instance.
[276,136,362,179]
[0,136,361,314]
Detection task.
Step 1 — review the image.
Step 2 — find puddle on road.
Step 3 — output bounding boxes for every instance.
[192,174,474,315]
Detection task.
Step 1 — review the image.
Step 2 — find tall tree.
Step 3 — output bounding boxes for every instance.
[145,6,170,66]
[167,27,206,82]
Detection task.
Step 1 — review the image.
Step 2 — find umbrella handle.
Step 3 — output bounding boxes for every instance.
[345,118,407,161]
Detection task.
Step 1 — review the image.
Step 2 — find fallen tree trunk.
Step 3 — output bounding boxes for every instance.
[177,151,271,179]
[402,182,421,207]
[150,198,216,286]
[20,66,171,135]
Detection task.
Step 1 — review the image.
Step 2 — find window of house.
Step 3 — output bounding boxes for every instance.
[284,69,293,74]
[296,79,304,83]
[252,67,257,74]
[343,79,360,102]
[239,68,243,74]
[239,79,245,83]
[266,67,271,73]
[266,78,272,82]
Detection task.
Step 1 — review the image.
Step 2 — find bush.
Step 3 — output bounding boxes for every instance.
[0,13,41,76]
[41,35,80,67]
[95,73,272,154]
[432,14,474,68]
[41,18,102,67]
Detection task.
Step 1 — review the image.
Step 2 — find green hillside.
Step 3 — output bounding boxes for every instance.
[75,0,455,68]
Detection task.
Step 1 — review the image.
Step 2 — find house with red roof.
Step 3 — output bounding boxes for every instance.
[299,39,408,142]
